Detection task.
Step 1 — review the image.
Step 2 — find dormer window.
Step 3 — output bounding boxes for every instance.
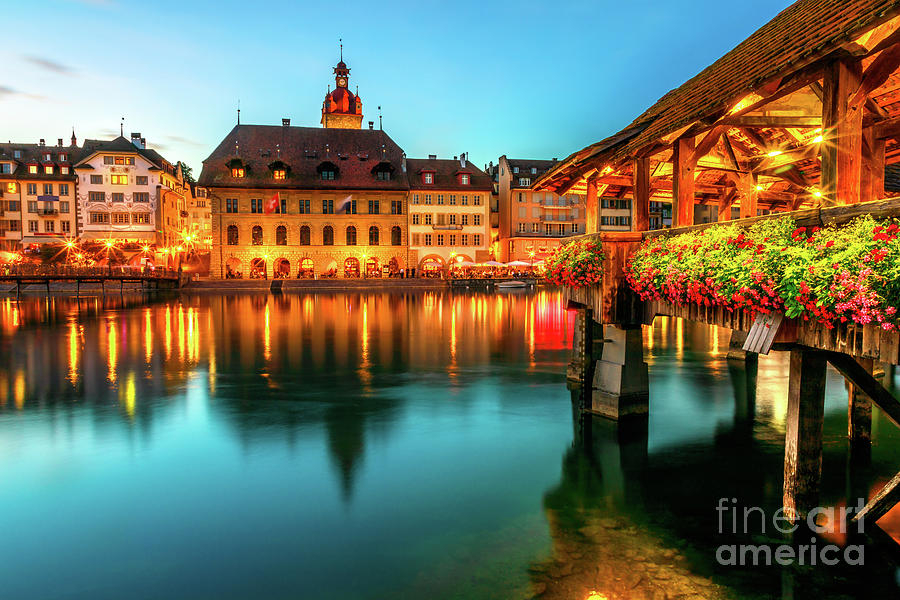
[60,166,69,175]
[531,167,537,175]
[232,167,244,178]
[43,153,51,162]
[317,161,338,181]
[372,161,393,182]
[59,153,67,162]
[422,172,434,185]
[513,166,519,174]
[459,173,470,185]
[273,169,286,180]
[13,150,22,159]
[28,165,38,174]
[519,177,531,186]
[44,165,54,175]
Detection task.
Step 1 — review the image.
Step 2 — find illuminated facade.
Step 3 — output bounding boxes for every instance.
[321,56,364,130]
[201,124,409,279]
[74,133,187,243]
[407,155,492,273]
[492,156,586,262]
[0,136,79,249]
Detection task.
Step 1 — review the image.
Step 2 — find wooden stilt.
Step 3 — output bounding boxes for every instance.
[825,351,900,428]
[783,347,827,522]
[851,470,900,528]
[848,357,874,460]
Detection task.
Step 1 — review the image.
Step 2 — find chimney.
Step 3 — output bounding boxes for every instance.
[141,137,146,147]
[131,132,144,149]
[39,138,45,146]
[552,157,558,161]
[459,152,466,168]
[282,118,290,126]
[368,121,374,130]
[428,154,437,160]
[401,153,407,173]
[57,138,63,147]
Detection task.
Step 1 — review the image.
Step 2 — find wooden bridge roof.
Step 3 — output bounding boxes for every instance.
[536,0,900,211]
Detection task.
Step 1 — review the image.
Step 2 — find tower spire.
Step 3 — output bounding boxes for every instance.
[340,38,343,62]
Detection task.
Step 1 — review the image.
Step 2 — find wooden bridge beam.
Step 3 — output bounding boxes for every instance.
[632,157,650,232]
[783,347,827,522]
[585,176,599,234]
[820,57,864,206]
[672,136,696,227]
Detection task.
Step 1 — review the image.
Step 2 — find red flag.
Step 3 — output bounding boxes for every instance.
[265,192,279,214]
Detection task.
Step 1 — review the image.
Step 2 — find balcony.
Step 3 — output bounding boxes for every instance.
[40,208,58,216]
[539,214,575,222]
[432,224,463,230]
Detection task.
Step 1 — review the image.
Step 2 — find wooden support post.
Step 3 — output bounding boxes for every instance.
[848,357,874,459]
[726,329,757,364]
[783,347,827,522]
[585,176,599,234]
[567,307,593,383]
[738,173,758,220]
[851,470,900,528]
[672,137,696,227]
[821,58,864,206]
[632,157,650,232]
[825,351,900,428]
[717,189,735,222]
[861,127,886,203]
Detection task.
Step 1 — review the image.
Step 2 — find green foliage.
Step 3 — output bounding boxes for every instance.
[545,239,604,287]
[626,215,900,330]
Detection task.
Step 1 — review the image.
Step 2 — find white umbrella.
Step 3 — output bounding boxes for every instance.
[507,260,531,267]
[453,260,476,267]
[481,260,505,266]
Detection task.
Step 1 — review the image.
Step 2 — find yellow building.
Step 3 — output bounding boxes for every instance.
[0,137,79,250]
[406,155,492,274]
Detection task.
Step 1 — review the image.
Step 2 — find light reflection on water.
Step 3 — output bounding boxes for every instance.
[0,292,897,599]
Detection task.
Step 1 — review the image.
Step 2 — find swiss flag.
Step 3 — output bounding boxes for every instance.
[265,192,279,214]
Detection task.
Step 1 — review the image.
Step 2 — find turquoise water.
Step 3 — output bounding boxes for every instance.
[0,292,898,599]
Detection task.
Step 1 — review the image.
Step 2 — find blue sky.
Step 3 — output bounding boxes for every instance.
[2,0,793,173]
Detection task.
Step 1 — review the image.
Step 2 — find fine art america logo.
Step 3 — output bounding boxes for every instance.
[715,498,866,566]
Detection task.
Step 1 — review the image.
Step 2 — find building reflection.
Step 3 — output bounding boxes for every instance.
[0,290,573,498]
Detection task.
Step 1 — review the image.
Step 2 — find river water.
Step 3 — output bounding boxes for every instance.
[0,290,898,599]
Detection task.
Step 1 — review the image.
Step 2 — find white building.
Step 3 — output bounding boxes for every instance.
[406,155,492,274]
[74,133,182,242]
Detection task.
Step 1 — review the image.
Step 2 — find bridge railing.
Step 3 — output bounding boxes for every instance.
[0,265,180,279]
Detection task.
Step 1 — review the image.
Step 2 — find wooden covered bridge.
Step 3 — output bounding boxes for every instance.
[536,0,900,533]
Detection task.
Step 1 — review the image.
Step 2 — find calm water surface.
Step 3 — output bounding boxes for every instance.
[0,291,899,599]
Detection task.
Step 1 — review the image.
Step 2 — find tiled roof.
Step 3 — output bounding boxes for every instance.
[539,0,900,187]
[614,0,900,163]
[75,136,172,171]
[198,124,409,191]
[406,158,492,191]
[0,143,78,181]
[507,159,558,179]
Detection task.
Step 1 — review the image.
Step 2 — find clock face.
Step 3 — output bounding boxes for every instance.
[338,78,346,87]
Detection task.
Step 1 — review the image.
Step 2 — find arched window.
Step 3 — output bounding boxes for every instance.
[323,225,334,246]
[252,225,263,245]
[227,225,239,245]
[299,225,311,246]
[391,226,401,246]
[275,225,287,245]
[369,226,379,246]
[346,225,357,246]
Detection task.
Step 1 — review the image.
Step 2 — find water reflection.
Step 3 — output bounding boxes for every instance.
[2,296,900,599]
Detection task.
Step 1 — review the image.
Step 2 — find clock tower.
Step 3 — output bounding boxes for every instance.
[321,52,363,129]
